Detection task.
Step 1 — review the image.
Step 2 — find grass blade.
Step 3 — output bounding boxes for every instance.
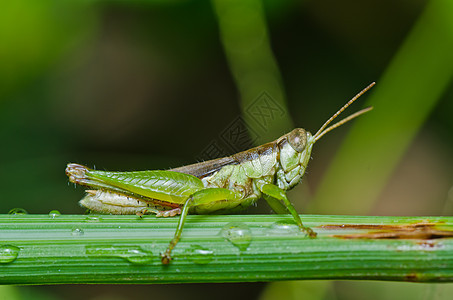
[1,214,453,284]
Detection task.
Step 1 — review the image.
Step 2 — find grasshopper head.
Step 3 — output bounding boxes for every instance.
[277,82,375,190]
[286,128,308,153]
[277,128,314,177]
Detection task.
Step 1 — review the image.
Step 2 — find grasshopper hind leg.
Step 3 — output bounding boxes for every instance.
[81,190,181,216]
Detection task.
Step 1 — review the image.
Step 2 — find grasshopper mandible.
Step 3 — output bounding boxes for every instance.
[66,82,374,264]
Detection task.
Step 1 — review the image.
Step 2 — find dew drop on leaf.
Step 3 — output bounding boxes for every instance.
[8,208,28,215]
[187,245,214,264]
[220,222,252,251]
[266,220,301,236]
[71,227,84,236]
[48,210,61,218]
[0,245,20,264]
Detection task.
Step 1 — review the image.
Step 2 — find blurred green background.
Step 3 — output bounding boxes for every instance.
[1,0,453,299]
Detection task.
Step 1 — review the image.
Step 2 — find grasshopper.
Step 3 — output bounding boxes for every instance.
[66,82,374,264]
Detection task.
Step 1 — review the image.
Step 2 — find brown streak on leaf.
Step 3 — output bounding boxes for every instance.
[321,222,453,240]
[404,273,419,282]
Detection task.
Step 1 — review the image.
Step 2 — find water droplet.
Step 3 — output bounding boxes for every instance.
[0,245,20,264]
[85,216,102,222]
[85,246,153,264]
[187,245,214,264]
[48,210,61,218]
[8,208,28,215]
[71,227,84,236]
[123,249,154,264]
[220,222,252,251]
[266,220,301,236]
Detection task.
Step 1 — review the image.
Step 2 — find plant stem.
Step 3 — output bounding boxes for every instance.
[1,214,452,284]
[312,0,453,214]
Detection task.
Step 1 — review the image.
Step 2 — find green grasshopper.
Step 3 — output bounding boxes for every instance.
[66,82,374,264]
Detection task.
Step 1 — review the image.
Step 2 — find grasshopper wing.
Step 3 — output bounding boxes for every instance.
[170,156,237,179]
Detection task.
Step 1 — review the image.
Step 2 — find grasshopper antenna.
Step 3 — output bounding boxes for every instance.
[313,82,375,142]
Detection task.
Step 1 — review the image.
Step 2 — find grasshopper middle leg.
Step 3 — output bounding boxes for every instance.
[161,188,242,264]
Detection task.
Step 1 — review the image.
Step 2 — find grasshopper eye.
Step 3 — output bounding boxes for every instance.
[287,128,307,153]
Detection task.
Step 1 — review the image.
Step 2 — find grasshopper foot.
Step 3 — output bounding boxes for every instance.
[66,163,90,185]
[156,208,181,218]
[137,207,182,218]
[161,236,180,264]
[303,226,317,238]
[161,251,172,265]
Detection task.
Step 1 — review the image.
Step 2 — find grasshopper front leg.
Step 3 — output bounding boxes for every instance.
[161,188,242,264]
[258,183,316,238]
